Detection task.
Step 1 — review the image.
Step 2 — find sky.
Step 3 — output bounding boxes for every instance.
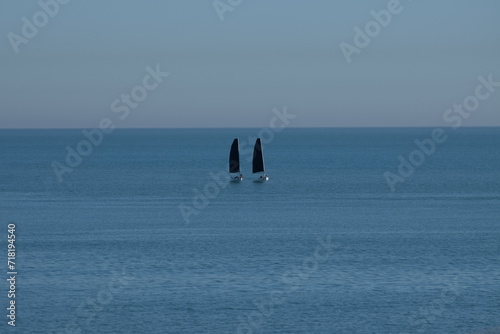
[1,0,499,128]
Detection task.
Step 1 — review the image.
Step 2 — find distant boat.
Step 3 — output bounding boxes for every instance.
[229,138,243,182]
[252,138,269,182]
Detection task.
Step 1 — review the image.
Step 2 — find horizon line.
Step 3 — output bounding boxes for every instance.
[1,125,499,130]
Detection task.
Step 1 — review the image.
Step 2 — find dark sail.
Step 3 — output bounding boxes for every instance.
[229,138,240,173]
[252,138,265,173]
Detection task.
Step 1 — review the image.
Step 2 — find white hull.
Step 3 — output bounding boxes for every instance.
[230,173,243,182]
[253,174,269,182]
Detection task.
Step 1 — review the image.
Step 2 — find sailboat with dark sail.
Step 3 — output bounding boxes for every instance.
[229,138,243,182]
[252,138,269,182]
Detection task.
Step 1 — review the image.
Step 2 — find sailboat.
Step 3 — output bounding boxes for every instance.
[252,138,269,182]
[229,138,243,182]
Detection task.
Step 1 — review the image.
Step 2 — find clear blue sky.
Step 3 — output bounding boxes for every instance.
[1,0,499,128]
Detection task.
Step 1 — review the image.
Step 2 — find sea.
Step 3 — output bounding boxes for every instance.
[0,128,499,334]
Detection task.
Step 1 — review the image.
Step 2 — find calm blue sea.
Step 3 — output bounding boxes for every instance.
[1,128,499,334]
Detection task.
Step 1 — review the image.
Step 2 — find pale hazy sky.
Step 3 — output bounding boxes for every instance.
[1,0,499,128]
